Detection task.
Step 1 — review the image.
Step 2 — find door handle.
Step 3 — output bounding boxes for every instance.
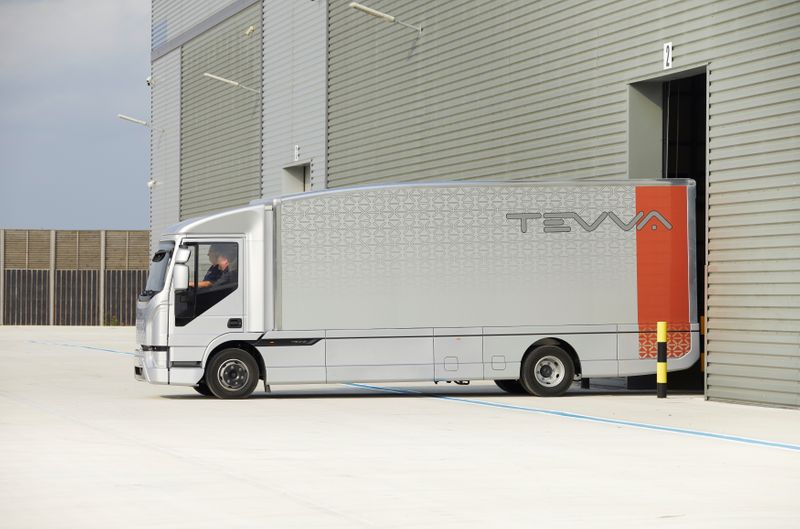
[227,318,242,329]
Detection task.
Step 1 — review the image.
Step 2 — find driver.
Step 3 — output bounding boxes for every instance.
[189,245,223,288]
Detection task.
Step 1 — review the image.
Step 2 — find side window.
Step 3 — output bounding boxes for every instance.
[175,242,239,327]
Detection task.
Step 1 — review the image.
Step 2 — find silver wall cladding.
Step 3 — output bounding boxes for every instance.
[328,1,800,407]
[152,0,239,49]
[179,2,263,220]
[150,49,181,252]
[262,0,328,197]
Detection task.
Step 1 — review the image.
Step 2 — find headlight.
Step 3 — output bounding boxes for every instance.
[144,349,168,369]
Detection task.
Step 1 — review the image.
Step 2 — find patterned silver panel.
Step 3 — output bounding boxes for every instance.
[280,185,639,331]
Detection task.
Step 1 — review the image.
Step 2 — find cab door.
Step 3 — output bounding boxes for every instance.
[169,239,244,364]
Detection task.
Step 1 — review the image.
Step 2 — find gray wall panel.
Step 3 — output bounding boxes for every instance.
[180,2,263,219]
[262,0,327,198]
[150,49,181,250]
[328,0,800,407]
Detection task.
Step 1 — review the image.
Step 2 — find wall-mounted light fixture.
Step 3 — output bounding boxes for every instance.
[117,114,149,127]
[117,114,159,189]
[203,72,260,95]
[349,2,422,33]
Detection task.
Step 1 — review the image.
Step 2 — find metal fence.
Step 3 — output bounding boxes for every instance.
[0,229,150,326]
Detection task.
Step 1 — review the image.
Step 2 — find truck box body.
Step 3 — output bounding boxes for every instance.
[135,181,699,396]
[278,182,695,332]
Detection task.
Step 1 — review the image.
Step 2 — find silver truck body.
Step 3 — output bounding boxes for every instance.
[135,181,699,394]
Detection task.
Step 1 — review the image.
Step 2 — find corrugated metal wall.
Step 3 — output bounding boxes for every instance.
[706,12,800,411]
[3,270,49,325]
[105,270,149,326]
[328,0,800,407]
[152,0,239,49]
[150,49,182,252]
[54,270,100,326]
[328,1,629,186]
[180,1,263,219]
[0,230,150,326]
[2,230,50,325]
[262,0,328,197]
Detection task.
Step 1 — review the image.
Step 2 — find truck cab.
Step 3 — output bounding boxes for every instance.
[135,204,271,397]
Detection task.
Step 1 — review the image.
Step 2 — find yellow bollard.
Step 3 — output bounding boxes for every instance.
[700,315,706,373]
[657,321,668,398]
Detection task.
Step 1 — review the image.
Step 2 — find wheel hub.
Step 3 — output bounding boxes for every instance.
[218,359,249,390]
[534,355,564,388]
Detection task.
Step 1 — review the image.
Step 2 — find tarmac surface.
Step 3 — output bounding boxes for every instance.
[0,326,798,528]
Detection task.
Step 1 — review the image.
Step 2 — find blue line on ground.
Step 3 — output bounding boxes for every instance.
[29,340,135,356]
[346,383,800,453]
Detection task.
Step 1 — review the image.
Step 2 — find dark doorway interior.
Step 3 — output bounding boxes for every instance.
[664,73,706,389]
[663,73,706,324]
[629,72,707,391]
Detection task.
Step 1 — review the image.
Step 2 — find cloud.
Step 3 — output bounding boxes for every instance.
[0,0,151,230]
[0,0,151,135]
[0,0,149,80]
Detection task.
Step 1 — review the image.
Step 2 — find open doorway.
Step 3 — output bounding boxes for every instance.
[282,162,311,194]
[628,69,707,390]
[663,73,707,325]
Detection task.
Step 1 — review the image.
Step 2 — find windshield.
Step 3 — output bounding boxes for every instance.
[141,242,175,300]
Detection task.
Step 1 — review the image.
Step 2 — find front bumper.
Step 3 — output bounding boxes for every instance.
[134,348,169,385]
[134,347,204,387]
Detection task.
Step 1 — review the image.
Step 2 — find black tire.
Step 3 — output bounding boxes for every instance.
[495,379,526,394]
[193,381,214,397]
[520,345,575,397]
[205,348,260,399]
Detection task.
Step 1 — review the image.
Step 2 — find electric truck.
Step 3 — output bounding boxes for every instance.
[135,181,699,398]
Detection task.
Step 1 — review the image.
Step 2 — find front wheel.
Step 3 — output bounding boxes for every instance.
[495,379,526,394]
[206,348,260,399]
[193,381,214,397]
[520,345,575,397]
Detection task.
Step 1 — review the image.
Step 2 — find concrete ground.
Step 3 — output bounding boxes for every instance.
[0,327,798,529]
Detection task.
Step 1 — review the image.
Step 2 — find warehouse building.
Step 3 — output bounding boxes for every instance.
[148,0,799,407]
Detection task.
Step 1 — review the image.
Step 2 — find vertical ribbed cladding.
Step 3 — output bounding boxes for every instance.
[262,0,328,198]
[179,2,263,219]
[150,49,181,254]
[705,2,800,408]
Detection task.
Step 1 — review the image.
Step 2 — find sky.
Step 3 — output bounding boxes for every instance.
[0,0,150,230]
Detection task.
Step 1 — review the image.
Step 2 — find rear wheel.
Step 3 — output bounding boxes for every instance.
[520,345,575,397]
[494,379,526,394]
[206,348,260,399]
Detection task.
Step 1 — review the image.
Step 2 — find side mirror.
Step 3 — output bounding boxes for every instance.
[175,246,191,264]
[173,264,189,292]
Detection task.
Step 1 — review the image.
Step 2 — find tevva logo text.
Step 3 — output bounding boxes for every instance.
[506,211,672,234]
